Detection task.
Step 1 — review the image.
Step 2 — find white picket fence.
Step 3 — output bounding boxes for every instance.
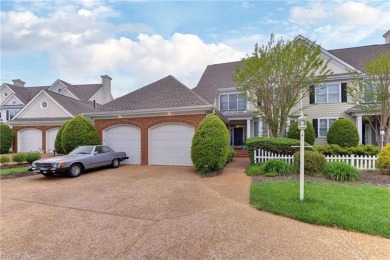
[253,149,378,170]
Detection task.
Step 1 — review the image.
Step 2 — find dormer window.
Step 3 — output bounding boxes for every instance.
[4,92,8,97]
[58,88,62,93]
[220,93,246,111]
[12,101,17,105]
[41,101,48,109]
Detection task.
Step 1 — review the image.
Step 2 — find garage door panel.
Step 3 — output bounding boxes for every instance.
[103,125,141,164]
[18,129,42,152]
[149,124,194,166]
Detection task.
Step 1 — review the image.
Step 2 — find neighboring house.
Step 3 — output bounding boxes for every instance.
[192,35,390,147]
[0,75,113,153]
[85,75,219,166]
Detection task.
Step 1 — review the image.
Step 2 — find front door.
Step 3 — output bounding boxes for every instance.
[233,128,244,146]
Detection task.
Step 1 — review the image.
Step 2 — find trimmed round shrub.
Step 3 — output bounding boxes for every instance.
[287,121,316,145]
[377,143,390,172]
[294,150,325,175]
[261,159,294,176]
[12,153,26,163]
[0,156,11,164]
[191,114,229,174]
[54,121,70,154]
[61,115,100,154]
[25,152,42,163]
[0,124,13,154]
[323,162,359,181]
[327,119,359,147]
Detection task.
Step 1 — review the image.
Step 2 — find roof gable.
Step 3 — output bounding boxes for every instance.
[2,94,24,106]
[94,75,209,112]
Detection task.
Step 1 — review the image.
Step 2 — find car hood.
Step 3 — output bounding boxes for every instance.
[34,154,90,163]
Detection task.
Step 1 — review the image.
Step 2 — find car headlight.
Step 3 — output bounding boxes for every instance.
[53,162,66,168]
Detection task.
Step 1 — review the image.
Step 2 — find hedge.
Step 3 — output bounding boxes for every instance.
[246,137,312,163]
[54,120,69,154]
[315,144,379,156]
[0,124,13,154]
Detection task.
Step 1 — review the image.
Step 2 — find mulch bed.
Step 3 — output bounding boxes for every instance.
[1,171,38,180]
[252,171,390,187]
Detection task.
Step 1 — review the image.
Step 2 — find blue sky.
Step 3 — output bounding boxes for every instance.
[1,0,389,98]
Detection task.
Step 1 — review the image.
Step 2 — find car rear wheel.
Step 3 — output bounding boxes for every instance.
[111,158,120,168]
[68,164,83,178]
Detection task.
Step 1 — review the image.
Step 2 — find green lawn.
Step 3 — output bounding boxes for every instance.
[250,181,390,238]
[0,166,30,175]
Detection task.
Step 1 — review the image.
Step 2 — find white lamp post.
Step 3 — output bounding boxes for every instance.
[297,113,307,201]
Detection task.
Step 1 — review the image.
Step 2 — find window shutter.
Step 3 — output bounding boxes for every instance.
[341,83,347,102]
[309,86,315,104]
[312,119,318,137]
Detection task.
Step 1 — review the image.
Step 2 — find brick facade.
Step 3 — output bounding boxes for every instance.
[13,125,61,153]
[94,114,206,165]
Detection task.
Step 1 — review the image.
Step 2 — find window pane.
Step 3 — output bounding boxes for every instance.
[328,84,339,103]
[238,95,246,109]
[329,118,337,127]
[220,95,228,110]
[319,119,327,137]
[316,86,327,103]
[229,94,237,110]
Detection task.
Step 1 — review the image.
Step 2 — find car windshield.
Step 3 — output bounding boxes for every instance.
[69,146,94,155]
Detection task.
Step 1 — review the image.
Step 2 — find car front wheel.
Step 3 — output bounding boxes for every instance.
[111,159,120,168]
[68,164,83,178]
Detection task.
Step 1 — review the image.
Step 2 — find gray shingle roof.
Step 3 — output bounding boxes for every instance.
[45,91,101,115]
[59,80,102,101]
[192,61,242,104]
[329,44,390,72]
[94,75,209,112]
[7,84,49,104]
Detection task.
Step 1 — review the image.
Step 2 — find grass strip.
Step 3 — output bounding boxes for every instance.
[250,181,390,238]
[0,166,30,175]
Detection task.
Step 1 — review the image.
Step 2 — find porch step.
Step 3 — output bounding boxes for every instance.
[234,150,249,158]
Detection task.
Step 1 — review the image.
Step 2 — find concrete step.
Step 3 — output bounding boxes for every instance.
[234,150,249,158]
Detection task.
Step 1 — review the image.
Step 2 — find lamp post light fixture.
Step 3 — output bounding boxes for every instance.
[380,127,385,150]
[297,113,307,201]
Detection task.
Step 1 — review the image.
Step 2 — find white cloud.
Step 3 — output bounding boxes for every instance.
[290,2,327,24]
[334,1,385,26]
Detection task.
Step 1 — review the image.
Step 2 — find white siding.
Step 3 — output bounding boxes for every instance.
[17,93,70,118]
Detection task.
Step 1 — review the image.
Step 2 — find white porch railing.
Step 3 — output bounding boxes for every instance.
[253,149,378,170]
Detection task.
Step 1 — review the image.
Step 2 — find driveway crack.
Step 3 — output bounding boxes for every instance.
[339,231,369,259]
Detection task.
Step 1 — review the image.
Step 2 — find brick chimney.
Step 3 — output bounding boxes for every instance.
[12,79,26,87]
[384,30,390,44]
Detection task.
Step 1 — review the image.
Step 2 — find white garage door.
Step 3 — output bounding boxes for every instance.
[149,123,194,166]
[103,125,141,164]
[46,128,59,153]
[18,129,42,152]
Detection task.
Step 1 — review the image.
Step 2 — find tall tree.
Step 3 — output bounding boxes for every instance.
[233,34,332,137]
[349,52,390,148]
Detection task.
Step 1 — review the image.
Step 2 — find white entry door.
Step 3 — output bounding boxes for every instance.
[149,123,194,166]
[46,128,59,153]
[103,125,141,164]
[18,129,42,152]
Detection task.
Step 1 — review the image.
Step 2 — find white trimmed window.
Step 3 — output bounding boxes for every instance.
[220,93,246,111]
[315,84,340,103]
[318,118,337,137]
[41,101,48,109]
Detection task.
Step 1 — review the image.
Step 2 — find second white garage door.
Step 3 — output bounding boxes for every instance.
[149,123,194,166]
[18,128,42,152]
[103,125,141,164]
[46,128,59,153]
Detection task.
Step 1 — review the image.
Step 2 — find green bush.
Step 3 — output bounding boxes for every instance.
[226,147,235,163]
[12,153,26,163]
[323,162,359,181]
[0,156,11,164]
[191,114,230,174]
[287,121,316,145]
[294,151,325,175]
[327,119,359,147]
[246,164,265,176]
[25,152,42,163]
[54,121,69,154]
[315,144,379,156]
[61,115,100,154]
[0,124,13,154]
[377,144,390,171]
[246,137,312,163]
[262,159,294,176]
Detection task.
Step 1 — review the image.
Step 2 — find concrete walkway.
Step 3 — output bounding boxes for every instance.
[1,158,389,259]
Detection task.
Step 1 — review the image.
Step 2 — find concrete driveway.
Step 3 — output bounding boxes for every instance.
[1,158,389,259]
